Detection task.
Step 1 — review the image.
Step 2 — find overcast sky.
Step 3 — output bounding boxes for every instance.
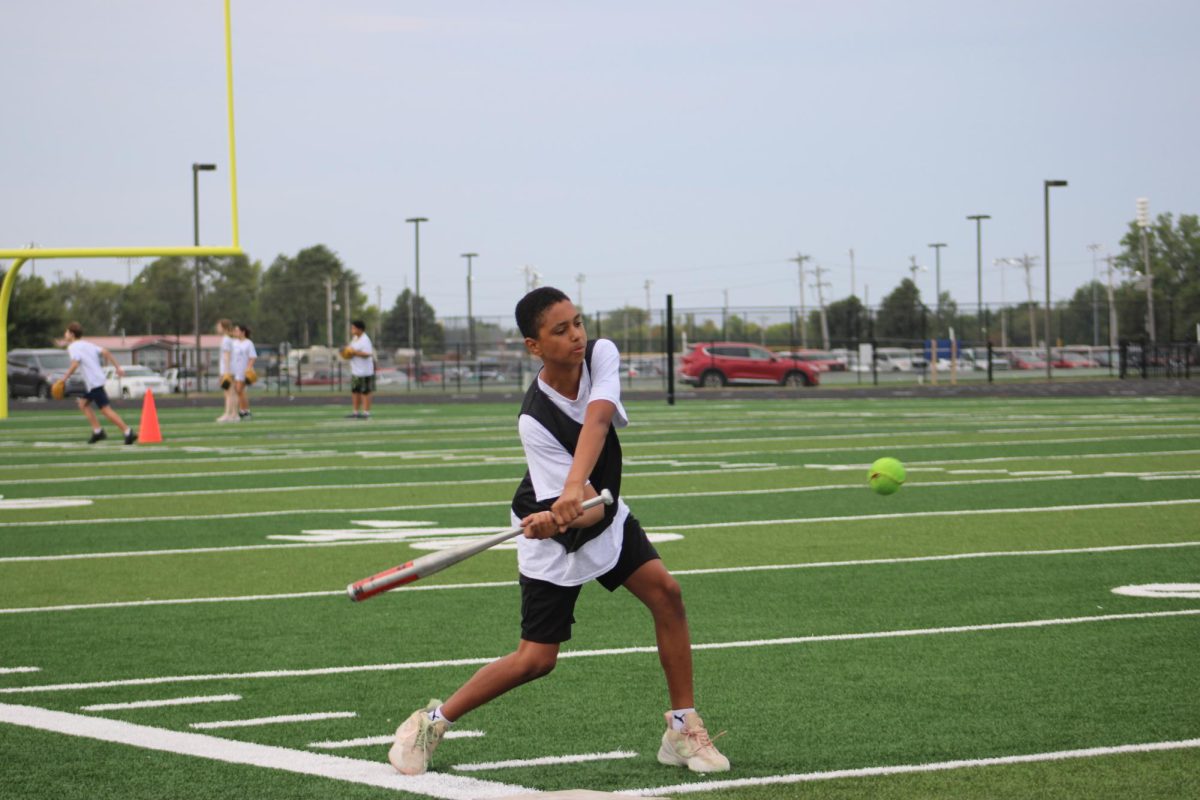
[3,0,1197,322]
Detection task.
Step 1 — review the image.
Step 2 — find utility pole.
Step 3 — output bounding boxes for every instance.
[519,265,541,293]
[812,264,832,350]
[324,277,334,348]
[789,253,810,348]
[1017,255,1039,347]
[575,273,586,310]
[1087,243,1102,347]
[343,278,351,343]
[1105,255,1118,348]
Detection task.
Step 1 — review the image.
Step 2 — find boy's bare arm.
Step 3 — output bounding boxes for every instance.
[523,484,602,539]
[102,349,125,377]
[550,399,615,531]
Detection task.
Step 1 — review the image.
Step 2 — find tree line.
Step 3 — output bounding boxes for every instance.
[4,244,445,352]
[5,213,1198,351]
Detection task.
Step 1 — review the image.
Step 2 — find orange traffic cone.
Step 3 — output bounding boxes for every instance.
[138,388,163,444]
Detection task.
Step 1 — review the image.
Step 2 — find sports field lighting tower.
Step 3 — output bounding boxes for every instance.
[1136,197,1156,343]
[462,253,478,359]
[406,217,428,379]
[192,163,217,379]
[1043,179,1068,378]
[927,242,947,332]
[967,215,990,341]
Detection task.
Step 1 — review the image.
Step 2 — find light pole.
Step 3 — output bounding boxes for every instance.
[191,162,217,380]
[1043,179,1068,378]
[966,215,990,342]
[1136,197,1156,343]
[406,217,428,379]
[462,253,478,360]
[927,243,947,334]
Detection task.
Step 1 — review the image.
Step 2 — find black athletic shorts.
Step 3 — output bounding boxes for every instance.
[81,386,111,409]
[519,513,660,645]
[351,375,375,394]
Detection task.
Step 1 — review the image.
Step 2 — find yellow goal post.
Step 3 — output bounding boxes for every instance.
[1,0,244,418]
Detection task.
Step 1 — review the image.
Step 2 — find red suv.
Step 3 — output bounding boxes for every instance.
[680,343,820,388]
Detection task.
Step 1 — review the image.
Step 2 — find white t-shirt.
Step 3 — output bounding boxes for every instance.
[67,340,107,391]
[230,339,257,380]
[220,335,234,373]
[349,333,375,377]
[511,338,630,586]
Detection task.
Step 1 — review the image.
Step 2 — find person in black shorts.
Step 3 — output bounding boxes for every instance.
[60,322,137,445]
[388,287,729,776]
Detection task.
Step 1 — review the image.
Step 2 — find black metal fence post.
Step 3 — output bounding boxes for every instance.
[666,294,675,406]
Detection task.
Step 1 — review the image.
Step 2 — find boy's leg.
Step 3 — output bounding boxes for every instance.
[77,398,101,430]
[623,559,694,709]
[99,405,128,431]
[391,639,559,775]
[362,388,372,414]
[441,639,559,721]
[622,551,729,773]
[391,578,578,775]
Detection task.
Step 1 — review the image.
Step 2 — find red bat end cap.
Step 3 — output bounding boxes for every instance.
[347,561,416,602]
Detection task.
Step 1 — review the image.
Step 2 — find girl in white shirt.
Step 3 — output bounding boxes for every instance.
[231,323,257,420]
[216,319,237,422]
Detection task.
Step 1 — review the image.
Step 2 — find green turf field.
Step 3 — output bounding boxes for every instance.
[1,396,1198,799]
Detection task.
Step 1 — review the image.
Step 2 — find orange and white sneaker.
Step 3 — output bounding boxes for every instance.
[388,699,448,775]
[657,710,730,773]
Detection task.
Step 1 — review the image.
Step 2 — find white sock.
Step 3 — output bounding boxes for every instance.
[670,708,695,731]
[93,428,102,434]
[428,705,455,726]
[123,428,131,435]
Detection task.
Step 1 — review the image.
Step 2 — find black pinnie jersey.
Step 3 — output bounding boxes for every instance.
[511,340,622,553]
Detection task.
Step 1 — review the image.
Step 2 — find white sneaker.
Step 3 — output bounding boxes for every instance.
[657,711,729,773]
[389,699,448,775]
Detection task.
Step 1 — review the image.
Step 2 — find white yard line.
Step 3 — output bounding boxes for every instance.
[0,666,40,675]
[81,694,241,711]
[4,540,1199,615]
[624,737,1200,795]
[189,711,356,730]
[453,750,638,771]
[0,703,527,800]
[657,498,1200,531]
[309,730,485,749]
[3,609,1196,695]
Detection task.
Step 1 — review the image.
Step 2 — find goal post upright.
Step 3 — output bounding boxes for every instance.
[0,0,244,419]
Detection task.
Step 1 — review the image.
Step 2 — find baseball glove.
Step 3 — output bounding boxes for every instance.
[50,380,66,400]
[244,367,258,385]
[341,346,354,360]
[220,373,233,390]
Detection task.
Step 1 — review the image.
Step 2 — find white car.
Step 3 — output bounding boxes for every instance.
[162,367,201,393]
[104,365,168,399]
